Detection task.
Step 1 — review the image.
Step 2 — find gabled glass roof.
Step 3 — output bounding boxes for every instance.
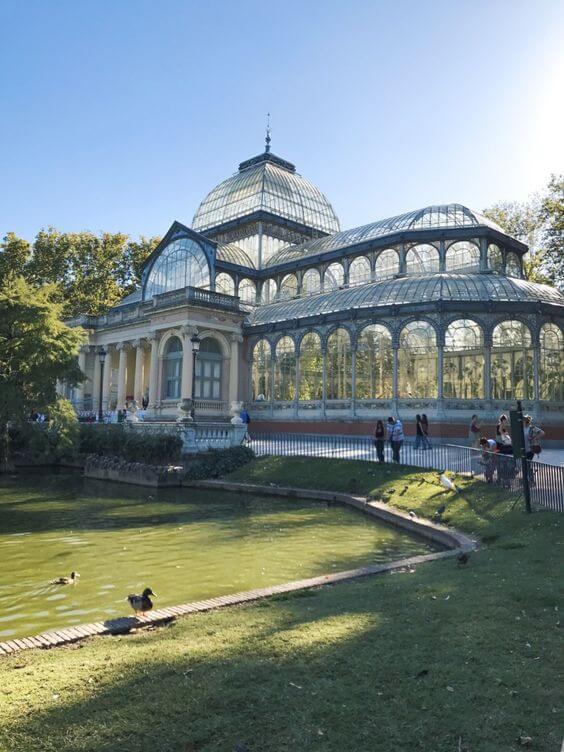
[266,204,505,267]
[248,273,563,326]
[192,152,339,235]
[216,243,256,268]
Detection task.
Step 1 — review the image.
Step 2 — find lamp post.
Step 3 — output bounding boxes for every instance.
[97,347,107,423]
[190,333,201,420]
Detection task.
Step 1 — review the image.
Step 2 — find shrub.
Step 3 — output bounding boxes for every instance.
[184,446,255,480]
[8,398,78,462]
[78,424,182,464]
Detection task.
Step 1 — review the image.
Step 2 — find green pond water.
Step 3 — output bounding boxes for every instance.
[0,471,438,639]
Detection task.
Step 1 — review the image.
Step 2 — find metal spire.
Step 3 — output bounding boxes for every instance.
[265,112,271,153]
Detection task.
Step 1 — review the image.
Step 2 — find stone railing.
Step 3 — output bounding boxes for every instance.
[126,421,246,454]
[66,287,242,330]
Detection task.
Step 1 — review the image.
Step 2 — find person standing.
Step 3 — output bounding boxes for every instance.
[387,416,404,463]
[524,415,545,459]
[373,420,385,463]
[468,414,481,448]
[479,437,497,483]
[421,414,431,449]
[414,414,423,450]
[496,414,508,449]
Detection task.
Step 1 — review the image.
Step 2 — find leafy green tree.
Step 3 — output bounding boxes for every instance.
[483,174,563,288]
[538,174,564,292]
[0,233,31,278]
[20,230,161,316]
[0,275,85,471]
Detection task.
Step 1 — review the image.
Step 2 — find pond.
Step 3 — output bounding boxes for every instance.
[0,471,438,639]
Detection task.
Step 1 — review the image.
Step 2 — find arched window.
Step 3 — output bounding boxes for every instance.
[279,274,298,300]
[261,278,277,304]
[375,249,399,280]
[491,321,533,400]
[324,262,344,291]
[298,333,323,400]
[251,339,271,401]
[488,244,502,273]
[348,257,371,287]
[356,325,393,399]
[444,320,484,399]
[238,278,256,304]
[405,244,440,275]
[398,321,438,398]
[162,336,183,400]
[145,238,210,299]
[506,252,521,278]
[445,242,480,272]
[301,269,321,297]
[274,337,296,401]
[195,338,223,400]
[326,328,351,400]
[540,323,564,401]
[215,272,235,296]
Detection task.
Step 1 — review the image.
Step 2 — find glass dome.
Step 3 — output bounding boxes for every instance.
[144,237,210,299]
[192,152,340,235]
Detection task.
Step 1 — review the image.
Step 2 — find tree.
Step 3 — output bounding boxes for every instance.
[9,229,161,317]
[483,174,563,289]
[0,275,85,471]
[0,233,31,278]
[538,174,564,292]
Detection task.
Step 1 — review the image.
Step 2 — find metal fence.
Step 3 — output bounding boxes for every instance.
[249,432,564,513]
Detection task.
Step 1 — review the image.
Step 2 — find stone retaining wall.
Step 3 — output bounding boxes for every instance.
[84,455,184,487]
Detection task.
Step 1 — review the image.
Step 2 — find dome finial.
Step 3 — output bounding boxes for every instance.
[265,112,271,153]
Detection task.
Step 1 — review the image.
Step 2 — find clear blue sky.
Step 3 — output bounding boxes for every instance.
[1,0,563,242]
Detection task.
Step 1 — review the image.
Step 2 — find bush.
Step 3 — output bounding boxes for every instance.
[78,424,182,465]
[184,446,255,480]
[8,398,78,462]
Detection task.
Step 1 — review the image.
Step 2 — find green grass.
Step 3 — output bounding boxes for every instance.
[0,457,562,752]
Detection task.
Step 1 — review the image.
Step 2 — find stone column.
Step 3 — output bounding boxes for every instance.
[132,339,145,403]
[479,237,488,272]
[436,340,446,419]
[532,344,541,411]
[92,352,101,414]
[484,340,492,407]
[76,347,88,409]
[351,348,357,417]
[147,335,160,410]
[116,342,129,409]
[102,346,112,411]
[392,345,399,415]
[229,334,242,404]
[321,346,327,418]
[180,326,196,400]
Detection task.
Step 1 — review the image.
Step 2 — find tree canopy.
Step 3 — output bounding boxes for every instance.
[483,173,563,290]
[0,230,160,317]
[0,275,85,470]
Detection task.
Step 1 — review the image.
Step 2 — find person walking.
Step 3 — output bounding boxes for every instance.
[468,414,481,448]
[373,420,386,463]
[479,437,497,483]
[240,406,251,444]
[387,416,404,463]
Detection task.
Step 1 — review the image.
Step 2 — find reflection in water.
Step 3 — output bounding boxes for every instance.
[0,471,437,638]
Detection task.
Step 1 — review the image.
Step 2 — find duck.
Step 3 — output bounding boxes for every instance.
[50,571,80,585]
[127,588,157,617]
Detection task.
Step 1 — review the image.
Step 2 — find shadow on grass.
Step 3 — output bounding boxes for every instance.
[3,534,561,752]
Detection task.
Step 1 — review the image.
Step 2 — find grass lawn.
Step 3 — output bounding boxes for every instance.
[0,457,562,752]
